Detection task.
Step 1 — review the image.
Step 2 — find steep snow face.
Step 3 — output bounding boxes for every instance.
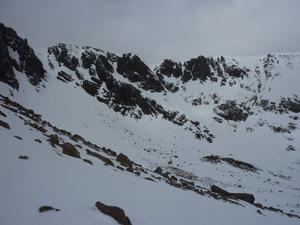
[0,100,298,225]
[1,24,300,224]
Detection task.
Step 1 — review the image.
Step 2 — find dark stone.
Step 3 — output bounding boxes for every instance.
[0,111,6,117]
[230,192,255,204]
[82,159,93,165]
[71,134,85,142]
[82,80,99,96]
[86,149,114,166]
[81,50,97,68]
[27,121,47,133]
[213,117,223,123]
[102,147,117,157]
[95,201,132,225]
[14,135,22,140]
[34,139,42,143]
[126,166,134,173]
[287,145,295,151]
[224,65,247,78]
[271,126,290,133]
[116,153,132,168]
[211,185,255,204]
[57,71,73,82]
[39,205,60,213]
[48,134,59,145]
[74,70,83,81]
[19,155,29,160]
[62,142,81,158]
[0,120,10,129]
[145,177,155,182]
[203,154,258,172]
[154,167,163,174]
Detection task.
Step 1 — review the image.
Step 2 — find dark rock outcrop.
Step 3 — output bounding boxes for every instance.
[203,154,258,172]
[0,120,10,129]
[0,111,6,117]
[116,153,132,168]
[95,201,132,225]
[39,205,60,213]
[183,56,213,82]
[62,142,81,158]
[211,185,255,204]
[215,101,249,122]
[48,43,78,71]
[224,64,247,78]
[156,59,182,78]
[154,167,163,174]
[57,71,73,83]
[258,97,300,114]
[47,134,59,146]
[71,134,85,142]
[0,23,45,89]
[81,50,97,68]
[86,149,114,166]
[117,53,164,92]
[82,159,93,165]
[82,80,100,96]
[96,71,162,118]
[156,55,248,85]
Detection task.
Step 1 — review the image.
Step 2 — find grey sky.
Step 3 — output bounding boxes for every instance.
[1,0,300,64]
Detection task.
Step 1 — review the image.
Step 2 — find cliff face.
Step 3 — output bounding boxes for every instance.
[0,23,45,89]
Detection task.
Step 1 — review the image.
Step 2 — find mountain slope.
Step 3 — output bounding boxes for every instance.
[1,23,300,225]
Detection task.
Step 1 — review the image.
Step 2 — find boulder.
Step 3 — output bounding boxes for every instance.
[82,80,99,96]
[82,159,93,165]
[39,205,60,213]
[0,111,6,117]
[0,120,10,129]
[211,185,255,204]
[86,149,114,166]
[48,134,59,145]
[215,101,249,122]
[19,155,29,160]
[62,142,81,158]
[154,167,163,174]
[71,134,85,142]
[95,201,132,225]
[116,53,164,92]
[116,153,132,168]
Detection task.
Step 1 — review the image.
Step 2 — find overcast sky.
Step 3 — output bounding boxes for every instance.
[1,0,300,64]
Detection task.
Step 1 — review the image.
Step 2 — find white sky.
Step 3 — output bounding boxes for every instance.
[1,0,300,64]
